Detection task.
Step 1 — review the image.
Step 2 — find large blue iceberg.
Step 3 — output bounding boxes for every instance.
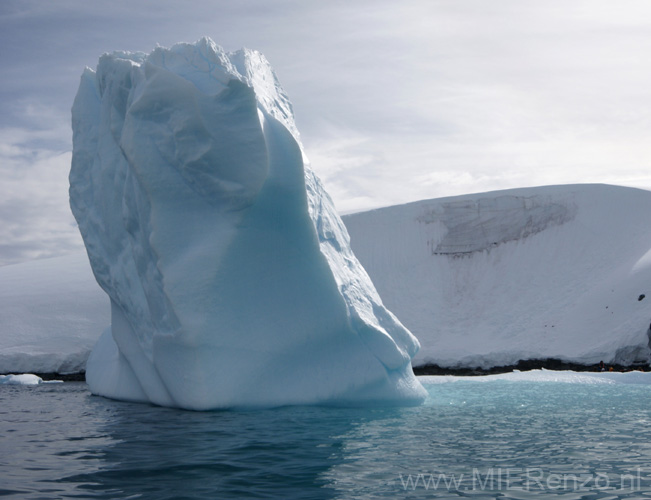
[70,38,425,409]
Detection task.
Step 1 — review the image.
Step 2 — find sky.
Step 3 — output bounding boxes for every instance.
[1,0,651,266]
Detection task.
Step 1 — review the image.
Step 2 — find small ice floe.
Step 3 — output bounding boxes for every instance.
[0,374,63,385]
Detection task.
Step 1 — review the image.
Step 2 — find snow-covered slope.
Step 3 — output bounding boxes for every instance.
[0,254,108,374]
[343,184,651,369]
[69,38,424,409]
[2,184,649,376]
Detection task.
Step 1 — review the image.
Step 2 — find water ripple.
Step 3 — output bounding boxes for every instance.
[2,380,651,499]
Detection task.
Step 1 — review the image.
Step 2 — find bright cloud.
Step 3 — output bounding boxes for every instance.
[1,0,651,264]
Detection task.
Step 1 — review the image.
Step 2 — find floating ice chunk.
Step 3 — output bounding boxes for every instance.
[0,374,62,385]
[70,38,425,410]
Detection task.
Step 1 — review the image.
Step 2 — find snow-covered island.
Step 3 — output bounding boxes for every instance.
[344,184,651,370]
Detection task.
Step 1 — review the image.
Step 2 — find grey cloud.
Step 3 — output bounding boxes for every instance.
[2,0,651,263]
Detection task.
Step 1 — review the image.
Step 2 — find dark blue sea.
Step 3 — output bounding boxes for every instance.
[2,377,651,499]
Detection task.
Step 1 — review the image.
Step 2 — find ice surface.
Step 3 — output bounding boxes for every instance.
[344,184,651,369]
[69,38,425,409]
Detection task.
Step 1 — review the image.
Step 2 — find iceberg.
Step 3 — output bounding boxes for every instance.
[69,38,425,410]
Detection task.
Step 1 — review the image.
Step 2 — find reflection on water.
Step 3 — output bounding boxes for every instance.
[1,382,362,499]
[2,380,651,499]
[65,396,360,499]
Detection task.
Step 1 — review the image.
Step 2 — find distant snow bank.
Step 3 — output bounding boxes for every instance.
[0,253,108,374]
[420,369,651,385]
[344,184,651,369]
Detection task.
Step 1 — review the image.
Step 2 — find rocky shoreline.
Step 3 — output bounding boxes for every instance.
[31,372,86,382]
[413,358,651,376]
[24,358,651,383]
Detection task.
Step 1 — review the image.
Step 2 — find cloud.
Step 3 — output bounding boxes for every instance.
[302,0,651,210]
[2,0,651,264]
[0,101,82,265]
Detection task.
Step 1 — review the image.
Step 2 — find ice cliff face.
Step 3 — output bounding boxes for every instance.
[69,38,425,409]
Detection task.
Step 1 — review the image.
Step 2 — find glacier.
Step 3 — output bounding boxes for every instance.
[68,38,425,409]
[344,184,651,369]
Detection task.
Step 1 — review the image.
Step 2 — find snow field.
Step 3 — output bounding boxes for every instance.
[344,184,651,369]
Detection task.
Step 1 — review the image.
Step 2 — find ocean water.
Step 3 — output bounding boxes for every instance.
[2,377,651,499]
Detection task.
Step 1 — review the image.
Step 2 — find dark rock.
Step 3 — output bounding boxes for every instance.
[413,358,651,376]
[32,372,86,382]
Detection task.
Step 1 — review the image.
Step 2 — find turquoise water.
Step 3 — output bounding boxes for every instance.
[2,379,651,499]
